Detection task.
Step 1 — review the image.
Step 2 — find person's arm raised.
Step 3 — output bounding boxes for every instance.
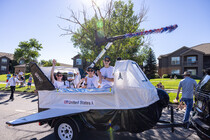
[51,59,56,84]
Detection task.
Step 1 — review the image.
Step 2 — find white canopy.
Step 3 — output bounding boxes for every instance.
[39,60,159,109]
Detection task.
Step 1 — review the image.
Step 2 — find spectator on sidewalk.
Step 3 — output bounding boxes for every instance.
[6,72,11,83]
[176,71,197,127]
[18,70,24,77]
[6,74,23,101]
[157,82,165,90]
[27,74,33,89]
[20,74,26,87]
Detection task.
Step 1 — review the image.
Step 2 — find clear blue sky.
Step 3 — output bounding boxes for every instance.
[0,0,209,65]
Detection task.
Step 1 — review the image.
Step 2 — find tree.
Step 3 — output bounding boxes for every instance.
[14,38,43,64]
[39,59,60,67]
[59,0,148,67]
[143,47,157,79]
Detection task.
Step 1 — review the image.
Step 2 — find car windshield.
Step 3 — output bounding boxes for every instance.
[198,75,210,93]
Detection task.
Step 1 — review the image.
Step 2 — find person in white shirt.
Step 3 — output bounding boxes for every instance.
[18,70,24,76]
[83,66,99,89]
[65,72,76,88]
[51,59,66,89]
[97,56,114,88]
[6,74,22,101]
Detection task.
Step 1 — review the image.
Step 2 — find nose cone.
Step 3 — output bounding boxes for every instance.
[156,88,169,108]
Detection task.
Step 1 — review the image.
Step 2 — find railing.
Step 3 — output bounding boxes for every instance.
[204,62,210,68]
[183,61,198,66]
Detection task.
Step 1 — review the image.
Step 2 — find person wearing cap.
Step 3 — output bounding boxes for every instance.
[97,56,114,88]
[6,74,23,101]
[176,71,198,127]
[51,59,66,89]
[65,72,76,88]
[82,66,99,89]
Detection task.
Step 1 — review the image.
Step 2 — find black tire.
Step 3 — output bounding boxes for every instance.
[54,118,79,140]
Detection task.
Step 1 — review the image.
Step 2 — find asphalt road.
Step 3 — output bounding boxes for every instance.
[0,91,200,140]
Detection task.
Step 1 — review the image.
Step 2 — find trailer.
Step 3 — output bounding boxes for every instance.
[7,60,173,140]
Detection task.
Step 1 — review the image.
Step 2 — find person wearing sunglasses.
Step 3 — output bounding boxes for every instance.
[50,59,66,89]
[97,56,114,88]
[65,72,76,88]
[82,66,99,89]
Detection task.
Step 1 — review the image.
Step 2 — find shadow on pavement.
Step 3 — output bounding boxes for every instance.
[0,93,8,99]
[16,92,38,101]
[40,133,56,140]
[0,99,10,105]
[39,107,199,140]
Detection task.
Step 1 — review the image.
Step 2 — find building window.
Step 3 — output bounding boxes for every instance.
[187,69,197,76]
[1,66,6,71]
[171,69,180,75]
[19,60,25,64]
[187,56,196,64]
[1,58,7,64]
[171,57,180,65]
[76,59,82,65]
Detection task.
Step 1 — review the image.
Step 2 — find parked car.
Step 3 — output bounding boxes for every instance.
[191,69,210,140]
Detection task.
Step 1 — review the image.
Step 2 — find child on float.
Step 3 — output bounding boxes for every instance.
[82,66,99,89]
[97,56,114,88]
[65,72,76,88]
[50,59,67,89]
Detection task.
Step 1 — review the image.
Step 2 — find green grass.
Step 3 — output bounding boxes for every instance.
[168,92,181,103]
[0,84,36,93]
[0,73,34,83]
[0,74,7,82]
[150,78,200,89]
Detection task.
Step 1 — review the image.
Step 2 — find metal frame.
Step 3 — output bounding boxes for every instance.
[153,105,184,132]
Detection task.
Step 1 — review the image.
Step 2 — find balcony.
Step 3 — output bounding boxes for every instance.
[183,61,198,66]
[204,62,210,69]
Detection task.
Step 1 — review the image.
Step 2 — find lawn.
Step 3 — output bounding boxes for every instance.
[168,92,182,103]
[0,73,34,83]
[0,74,7,82]
[0,84,36,93]
[150,78,200,89]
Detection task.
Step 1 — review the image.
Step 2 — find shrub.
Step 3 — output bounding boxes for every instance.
[171,74,183,79]
[154,73,161,78]
[162,74,169,78]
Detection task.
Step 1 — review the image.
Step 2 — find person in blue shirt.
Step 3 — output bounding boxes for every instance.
[6,72,11,83]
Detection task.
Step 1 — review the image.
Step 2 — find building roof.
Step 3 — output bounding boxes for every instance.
[71,54,81,60]
[158,46,188,59]
[14,64,26,68]
[191,43,210,55]
[59,63,73,67]
[180,48,205,56]
[0,52,14,60]
[158,43,210,59]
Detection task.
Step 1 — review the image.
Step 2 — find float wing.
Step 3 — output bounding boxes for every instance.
[6,108,89,126]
